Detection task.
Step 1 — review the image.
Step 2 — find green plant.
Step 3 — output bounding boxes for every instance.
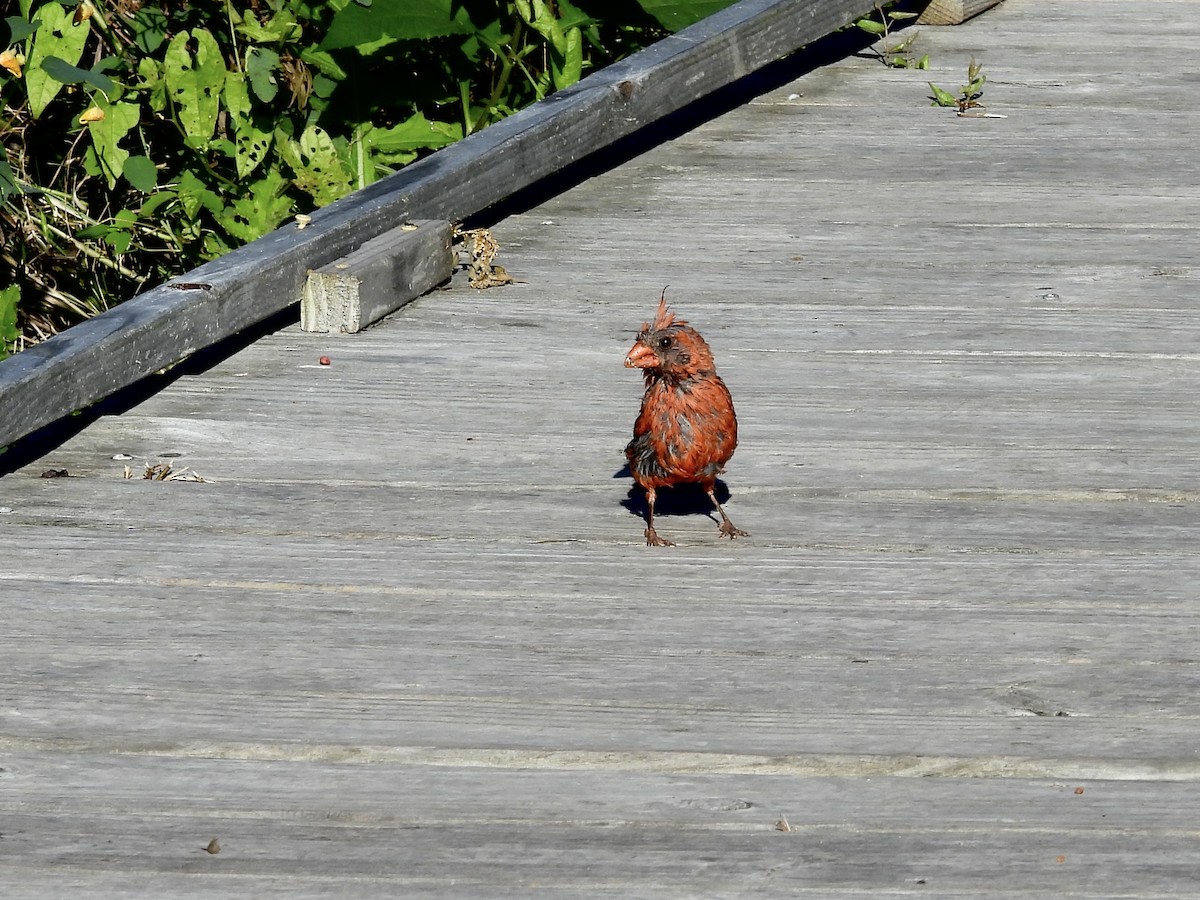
[854,3,927,69]
[929,57,986,111]
[1,0,724,354]
[0,284,19,360]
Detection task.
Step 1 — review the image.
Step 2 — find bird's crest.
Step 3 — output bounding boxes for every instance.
[643,286,687,333]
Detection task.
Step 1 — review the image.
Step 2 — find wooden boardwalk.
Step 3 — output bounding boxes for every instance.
[3,0,1199,894]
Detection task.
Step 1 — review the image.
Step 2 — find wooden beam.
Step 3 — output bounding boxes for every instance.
[299,220,453,334]
[918,0,1006,25]
[0,0,881,451]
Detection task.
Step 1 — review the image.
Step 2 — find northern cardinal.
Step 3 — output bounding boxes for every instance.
[624,292,748,547]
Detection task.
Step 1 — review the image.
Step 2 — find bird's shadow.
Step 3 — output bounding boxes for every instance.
[614,464,731,521]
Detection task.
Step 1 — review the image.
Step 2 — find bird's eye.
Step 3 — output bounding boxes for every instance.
[657,336,673,351]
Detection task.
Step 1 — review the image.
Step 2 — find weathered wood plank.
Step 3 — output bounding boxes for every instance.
[918,0,1006,24]
[299,220,453,333]
[2,753,1195,896]
[0,0,882,451]
[2,1,1199,894]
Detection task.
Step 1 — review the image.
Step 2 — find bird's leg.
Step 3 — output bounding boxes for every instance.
[706,486,749,540]
[643,487,675,547]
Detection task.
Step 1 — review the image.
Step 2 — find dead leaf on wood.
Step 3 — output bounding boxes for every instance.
[124,461,211,483]
[203,838,221,855]
[456,227,521,289]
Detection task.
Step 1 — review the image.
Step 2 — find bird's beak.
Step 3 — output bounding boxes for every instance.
[624,342,658,369]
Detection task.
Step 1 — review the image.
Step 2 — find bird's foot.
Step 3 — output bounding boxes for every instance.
[718,520,750,540]
[645,526,675,547]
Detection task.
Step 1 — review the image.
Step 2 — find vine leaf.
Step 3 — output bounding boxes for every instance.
[0,284,19,361]
[27,2,91,119]
[321,0,472,52]
[636,0,732,32]
[85,97,141,189]
[164,28,226,145]
[246,47,281,103]
[40,56,115,94]
[220,169,291,243]
[122,155,158,192]
[224,72,273,178]
[281,125,353,206]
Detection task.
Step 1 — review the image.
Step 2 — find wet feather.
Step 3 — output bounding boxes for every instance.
[623,292,748,546]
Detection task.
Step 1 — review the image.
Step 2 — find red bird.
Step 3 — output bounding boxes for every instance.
[624,293,748,547]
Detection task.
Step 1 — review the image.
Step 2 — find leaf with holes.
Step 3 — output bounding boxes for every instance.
[219,169,292,243]
[176,170,223,221]
[224,72,273,178]
[164,28,225,145]
[26,1,91,119]
[280,125,353,206]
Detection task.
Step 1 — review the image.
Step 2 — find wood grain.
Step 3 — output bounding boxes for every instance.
[0,0,881,451]
[919,0,1007,25]
[299,220,453,333]
[2,0,1199,894]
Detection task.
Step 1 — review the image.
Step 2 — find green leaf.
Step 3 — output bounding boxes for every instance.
[245,46,280,103]
[928,82,957,107]
[0,283,19,361]
[280,125,353,206]
[164,29,226,145]
[85,97,141,189]
[76,213,137,253]
[39,56,116,94]
[136,57,168,112]
[359,111,460,168]
[26,2,91,119]
[298,47,347,81]
[233,6,302,43]
[219,168,292,243]
[855,19,887,35]
[123,155,158,192]
[5,15,38,44]
[321,0,472,52]
[74,223,112,239]
[634,0,734,32]
[516,0,567,53]
[887,11,919,20]
[556,26,584,90]
[0,158,23,203]
[224,72,273,179]
[128,4,168,54]
[176,170,223,220]
[138,189,177,219]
